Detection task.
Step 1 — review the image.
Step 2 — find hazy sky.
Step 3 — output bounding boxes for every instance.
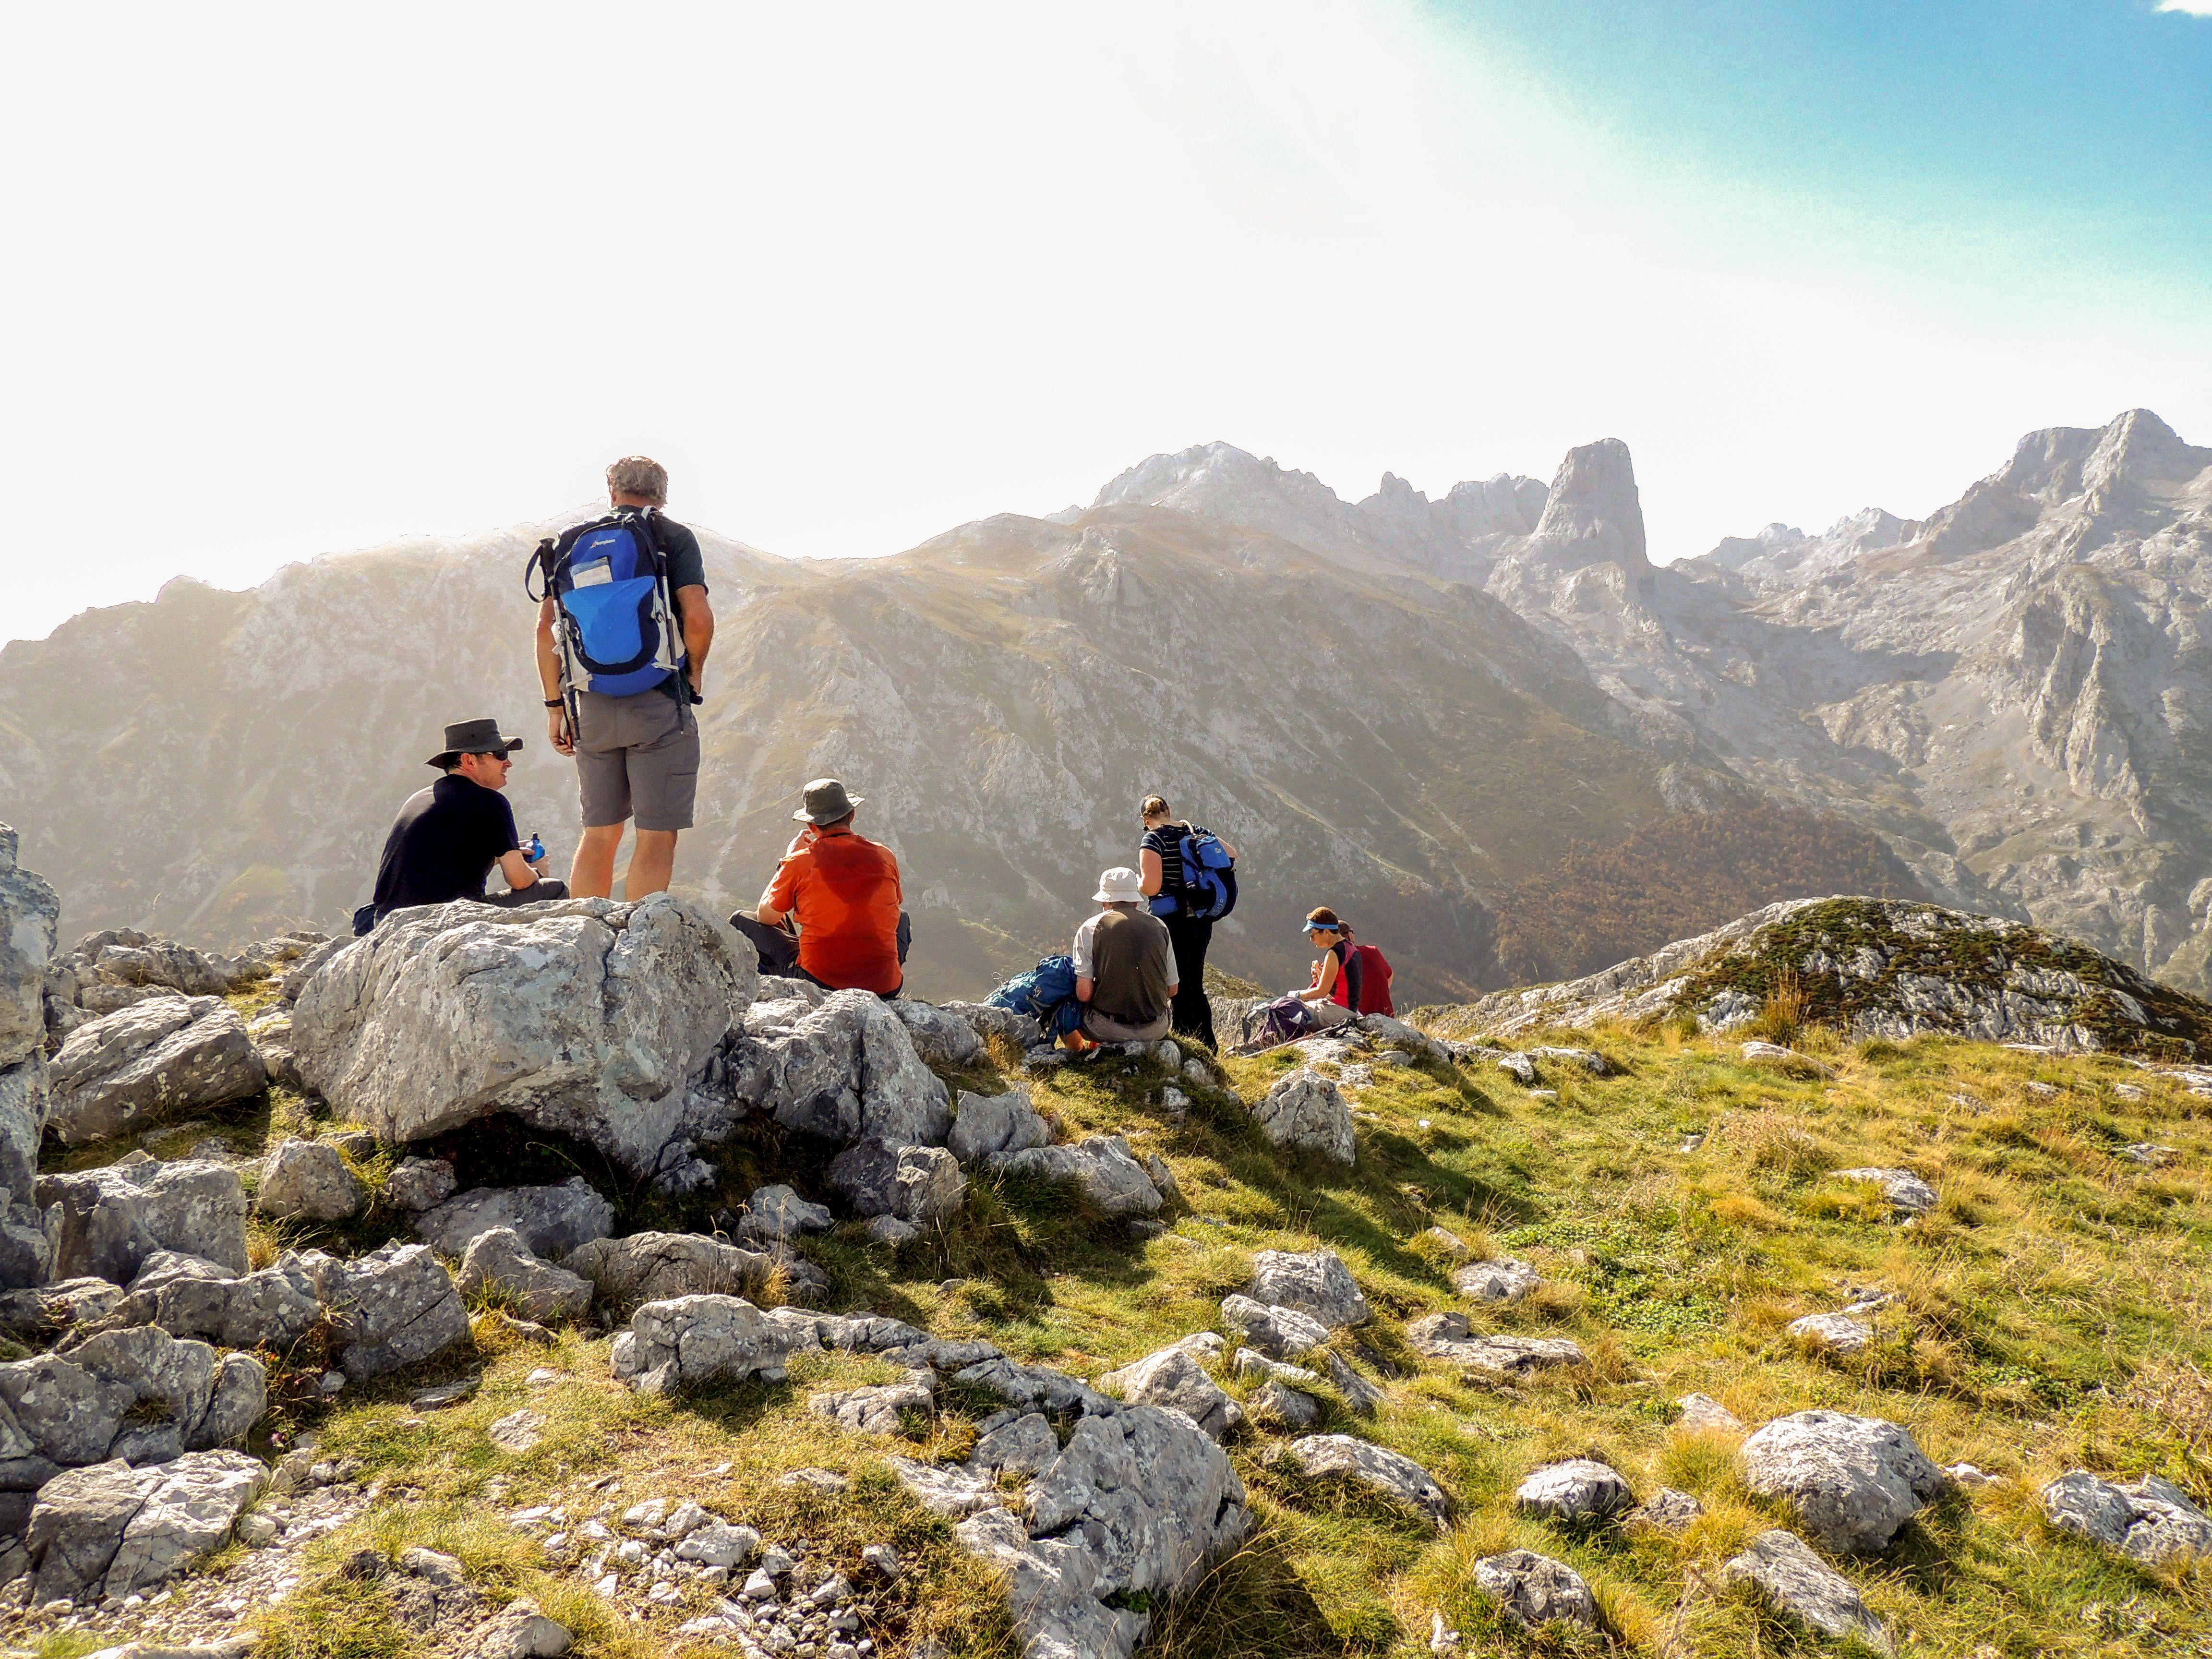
[5,0,2208,645]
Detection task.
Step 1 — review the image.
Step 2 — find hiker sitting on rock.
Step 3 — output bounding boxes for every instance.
[1289,906,1360,1030]
[1064,866,1179,1052]
[361,719,567,932]
[730,778,909,996]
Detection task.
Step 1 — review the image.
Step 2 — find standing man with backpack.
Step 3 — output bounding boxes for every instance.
[532,457,714,900]
[1137,795,1238,1051]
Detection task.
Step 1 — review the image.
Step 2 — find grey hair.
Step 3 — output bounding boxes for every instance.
[606,455,669,504]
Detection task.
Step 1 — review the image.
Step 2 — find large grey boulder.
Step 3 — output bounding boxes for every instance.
[40,1157,251,1284]
[48,997,266,1145]
[733,989,950,1149]
[942,1398,1250,1659]
[1287,1434,1450,1529]
[985,1135,1163,1214]
[737,1184,831,1244]
[1250,1069,1355,1164]
[0,1326,263,1471]
[611,1295,797,1394]
[1247,1250,1369,1327]
[0,827,60,1064]
[937,1000,1032,1045]
[1740,1411,1946,1554]
[1472,1549,1603,1632]
[1099,1334,1244,1443]
[66,933,268,1000]
[120,1250,322,1351]
[25,1450,266,1604]
[256,1137,366,1223]
[889,1000,984,1070]
[2041,1470,2212,1563]
[414,1178,615,1261]
[1405,1312,1588,1375]
[0,1059,53,1286]
[458,1228,593,1322]
[1220,1294,1329,1361]
[290,895,756,1177]
[827,1139,966,1223]
[304,1241,469,1381]
[1515,1459,1634,1523]
[947,1087,1052,1166]
[1721,1530,1891,1653]
[565,1232,777,1309]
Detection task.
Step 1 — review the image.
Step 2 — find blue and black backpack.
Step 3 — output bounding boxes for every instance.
[527,510,684,703]
[986,953,1084,1036]
[1148,826,1238,922]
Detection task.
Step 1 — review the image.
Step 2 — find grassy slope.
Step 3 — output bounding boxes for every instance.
[56,998,2212,1659]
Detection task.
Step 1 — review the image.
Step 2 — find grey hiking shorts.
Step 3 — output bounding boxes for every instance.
[573,689,699,832]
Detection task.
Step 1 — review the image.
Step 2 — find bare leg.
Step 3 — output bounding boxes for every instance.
[625,829,680,898]
[570,824,624,900]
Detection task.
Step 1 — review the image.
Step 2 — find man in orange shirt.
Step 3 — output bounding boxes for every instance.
[730,778,908,996]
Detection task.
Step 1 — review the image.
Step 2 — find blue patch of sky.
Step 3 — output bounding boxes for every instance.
[1421,1,2212,306]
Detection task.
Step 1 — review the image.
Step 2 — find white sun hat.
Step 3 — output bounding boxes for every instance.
[1093,866,1145,904]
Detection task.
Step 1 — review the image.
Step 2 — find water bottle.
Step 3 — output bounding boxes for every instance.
[527,831,545,864]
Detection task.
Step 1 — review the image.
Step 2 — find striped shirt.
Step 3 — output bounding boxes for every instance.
[1143,824,1190,897]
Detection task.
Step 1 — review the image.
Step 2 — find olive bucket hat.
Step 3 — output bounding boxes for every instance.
[793,777,864,824]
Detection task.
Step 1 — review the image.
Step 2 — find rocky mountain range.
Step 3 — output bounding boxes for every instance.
[2,408,2205,1001]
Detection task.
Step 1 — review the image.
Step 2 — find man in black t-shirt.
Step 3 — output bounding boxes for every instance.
[364,718,567,930]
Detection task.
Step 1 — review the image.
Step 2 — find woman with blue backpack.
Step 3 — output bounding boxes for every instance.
[1138,795,1238,1051]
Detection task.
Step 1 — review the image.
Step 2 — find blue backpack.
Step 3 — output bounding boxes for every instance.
[1149,827,1238,922]
[986,953,1083,1036]
[527,511,684,700]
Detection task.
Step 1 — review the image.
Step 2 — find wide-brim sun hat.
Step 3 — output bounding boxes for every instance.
[1094,866,1145,905]
[426,717,525,769]
[793,778,864,823]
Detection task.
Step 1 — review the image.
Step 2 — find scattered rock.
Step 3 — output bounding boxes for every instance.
[25,1450,266,1603]
[2041,1470,2212,1563]
[1286,1434,1449,1529]
[888,999,985,1069]
[256,1137,367,1223]
[487,1410,546,1454]
[737,1184,831,1243]
[1789,1312,1875,1353]
[1676,1392,1743,1432]
[458,1228,593,1322]
[985,1135,1163,1214]
[732,987,950,1149]
[865,1215,920,1247]
[1625,1487,1703,1533]
[565,1231,778,1308]
[811,1370,936,1436]
[1515,1458,1634,1523]
[1322,1350,1386,1418]
[1405,1312,1587,1374]
[1413,1226,1472,1261]
[1452,1258,1542,1305]
[860,1541,900,1581]
[1220,1294,1329,1360]
[827,1138,966,1223]
[968,1412,1060,1477]
[469,1596,574,1659]
[384,1156,457,1212]
[1250,1069,1355,1164]
[305,1240,471,1381]
[415,1179,615,1262]
[1099,1334,1244,1442]
[612,1296,795,1392]
[1721,1529,1892,1654]
[1740,1411,1946,1553]
[48,998,267,1146]
[1831,1167,1939,1216]
[1472,1549,1603,1632]
[1250,1380,1321,1429]
[1248,1250,1369,1327]
[1528,1045,1607,1075]
[40,1158,251,1284]
[290,895,756,1178]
